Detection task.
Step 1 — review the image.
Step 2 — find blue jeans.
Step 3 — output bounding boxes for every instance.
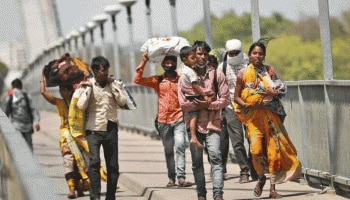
[86,121,119,200]
[190,131,223,199]
[158,119,187,181]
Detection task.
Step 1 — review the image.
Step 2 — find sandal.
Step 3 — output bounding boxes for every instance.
[67,190,76,199]
[77,191,84,197]
[269,191,282,199]
[166,179,176,187]
[253,175,266,197]
[178,180,194,187]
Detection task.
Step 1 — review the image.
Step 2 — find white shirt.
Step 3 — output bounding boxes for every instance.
[181,65,199,88]
[76,78,126,131]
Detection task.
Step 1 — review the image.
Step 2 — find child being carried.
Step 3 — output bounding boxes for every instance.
[180,46,220,148]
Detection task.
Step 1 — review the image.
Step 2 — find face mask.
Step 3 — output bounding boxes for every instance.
[196,61,209,69]
[163,65,177,72]
[227,52,243,66]
[13,88,21,96]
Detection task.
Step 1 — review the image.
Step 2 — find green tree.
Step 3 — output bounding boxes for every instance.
[265,35,323,80]
[260,12,293,37]
[331,37,350,79]
[0,61,8,95]
[290,16,320,42]
[180,12,252,47]
[178,10,350,80]
[341,11,350,36]
[0,61,8,75]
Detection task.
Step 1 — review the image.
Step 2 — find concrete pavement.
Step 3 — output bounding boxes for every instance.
[34,111,348,200]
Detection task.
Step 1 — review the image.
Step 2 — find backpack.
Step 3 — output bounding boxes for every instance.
[5,92,33,122]
[222,61,227,76]
[212,60,227,96]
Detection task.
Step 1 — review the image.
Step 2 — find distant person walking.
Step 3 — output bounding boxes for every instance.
[4,78,40,152]
[134,52,193,188]
[76,56,127,200]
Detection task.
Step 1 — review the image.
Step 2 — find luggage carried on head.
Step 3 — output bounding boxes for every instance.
[43,53,91,87]
[140,36,190,63]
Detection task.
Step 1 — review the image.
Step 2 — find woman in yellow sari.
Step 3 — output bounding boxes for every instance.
[40,70,89,198]
[234,40,301,198]
[41,58,108,198]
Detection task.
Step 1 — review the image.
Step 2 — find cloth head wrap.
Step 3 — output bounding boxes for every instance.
[225,39,242,51]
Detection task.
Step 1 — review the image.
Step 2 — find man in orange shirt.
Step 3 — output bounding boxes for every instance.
[134,52,193,188]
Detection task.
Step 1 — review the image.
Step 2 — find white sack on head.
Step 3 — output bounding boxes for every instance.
[140,36,190,63]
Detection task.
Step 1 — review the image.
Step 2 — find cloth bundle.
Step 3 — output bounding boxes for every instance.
[68,87,86,137]
[115,79,137,110]
[43,53,90,87]
[140,36,190,63]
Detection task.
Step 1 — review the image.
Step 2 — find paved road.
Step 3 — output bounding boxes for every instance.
[34,111,348,200]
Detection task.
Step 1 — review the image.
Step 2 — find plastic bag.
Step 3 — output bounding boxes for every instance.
[140,36,190,63]
[116,79,137,110]
[68,87,86,137]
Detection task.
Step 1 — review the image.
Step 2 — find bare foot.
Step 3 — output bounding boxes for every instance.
[207,123,221,132]
[190,138,204,148]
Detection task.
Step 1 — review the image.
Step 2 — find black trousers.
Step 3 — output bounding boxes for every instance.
[86,121,119,200]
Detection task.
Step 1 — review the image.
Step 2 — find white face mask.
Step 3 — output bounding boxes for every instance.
[227,52,244,66]
[196,61,209,69]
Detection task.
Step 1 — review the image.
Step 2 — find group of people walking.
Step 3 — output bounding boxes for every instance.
[38,55,118,199]
[134,38,302,200]
[5,54,121,199]
[3,37,301,200]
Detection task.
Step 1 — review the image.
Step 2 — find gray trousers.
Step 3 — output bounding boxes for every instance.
[222,108,256,177]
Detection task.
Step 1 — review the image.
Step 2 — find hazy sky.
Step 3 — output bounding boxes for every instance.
[1,0,350,47]
[56,0,350,47]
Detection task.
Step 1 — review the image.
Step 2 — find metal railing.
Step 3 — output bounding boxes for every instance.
[118,80,350,193]
[3,80,350,197]
[0,111,60,200]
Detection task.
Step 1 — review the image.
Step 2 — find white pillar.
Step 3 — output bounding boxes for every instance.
[105,5,122,78]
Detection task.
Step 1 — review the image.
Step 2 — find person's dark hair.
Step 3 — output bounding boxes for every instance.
[163,55,177,63]
[11,78,22,89]
[59,84,74,99]
[248,37,274,56]
[43,59,61,86]
[91,56,110,71]
[59,84,73,91]
[248,41,266,56]
[179,46,194,62]
[208,55,218,68]
[192,40,211,53]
